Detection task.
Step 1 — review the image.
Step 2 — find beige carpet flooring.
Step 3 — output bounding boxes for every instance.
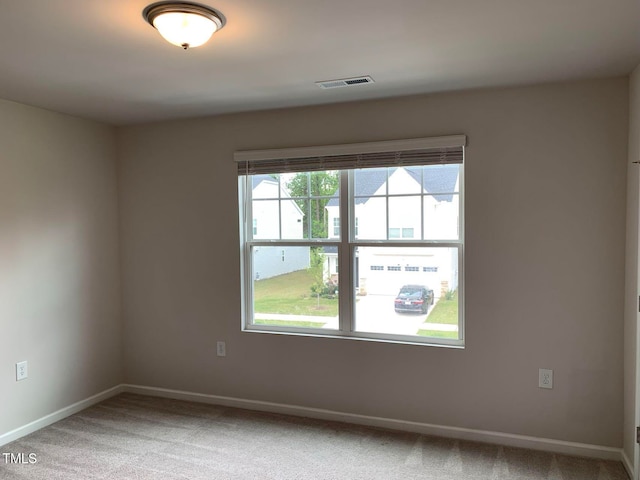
[0,393,630,479]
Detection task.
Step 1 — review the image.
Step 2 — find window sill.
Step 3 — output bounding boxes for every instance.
[241,325,465,349]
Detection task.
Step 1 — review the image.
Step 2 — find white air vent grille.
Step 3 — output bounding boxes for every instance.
[316,76,375,89]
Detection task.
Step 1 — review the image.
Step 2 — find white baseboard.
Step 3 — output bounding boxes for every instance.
[0,385,124,448]
[622,450,635,479]
[123,384,624,462]
[1,382,627,465]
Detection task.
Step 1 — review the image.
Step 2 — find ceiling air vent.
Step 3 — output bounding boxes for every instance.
[316,76,375,89]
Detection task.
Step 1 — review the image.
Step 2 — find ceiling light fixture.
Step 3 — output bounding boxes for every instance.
[143,2,224,50]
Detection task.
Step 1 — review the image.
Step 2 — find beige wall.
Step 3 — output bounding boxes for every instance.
[625,65,640,470]
[0,99,122,435]
[118,78,628,447]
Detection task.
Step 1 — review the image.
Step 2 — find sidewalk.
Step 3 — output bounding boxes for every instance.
[254,313,334,323]
[420,322,458,332]
[254,313,457,332]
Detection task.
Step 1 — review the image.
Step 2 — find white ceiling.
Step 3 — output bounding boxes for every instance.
[1,0,639,125]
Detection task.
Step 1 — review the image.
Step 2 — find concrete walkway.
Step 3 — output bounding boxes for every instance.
[419,322,458,332]
[255,313,333,323]
[254,313,457,332]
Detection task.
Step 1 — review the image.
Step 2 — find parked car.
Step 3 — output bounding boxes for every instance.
[394,285,434,314]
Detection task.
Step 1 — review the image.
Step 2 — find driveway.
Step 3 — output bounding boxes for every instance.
[353,294,431,335]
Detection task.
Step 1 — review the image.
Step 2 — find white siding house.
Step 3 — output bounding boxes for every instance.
[252,175,309,279]
[325,166,459,297]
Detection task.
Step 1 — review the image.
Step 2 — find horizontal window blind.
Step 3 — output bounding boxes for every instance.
[235,135,466,175]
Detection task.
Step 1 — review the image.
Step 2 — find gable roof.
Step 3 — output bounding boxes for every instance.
[327,165,459,207]
[252,174,277,189]
[406,166,459,201]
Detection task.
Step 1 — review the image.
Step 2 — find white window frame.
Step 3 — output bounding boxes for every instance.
[236,135,465,347]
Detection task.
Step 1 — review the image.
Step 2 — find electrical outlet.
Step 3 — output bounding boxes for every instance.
[16,361,28,381]
[217,341,226,357]
[539,368,553,389]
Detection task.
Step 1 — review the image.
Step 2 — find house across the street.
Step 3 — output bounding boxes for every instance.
[251,175,309,280]
[325,165,460,298]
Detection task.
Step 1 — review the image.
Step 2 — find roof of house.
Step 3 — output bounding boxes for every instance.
[252,174,277,189]
[327,166,459,207]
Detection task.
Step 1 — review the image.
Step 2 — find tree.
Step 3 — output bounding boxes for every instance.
[286,171,339,238]
[307,247,326,307]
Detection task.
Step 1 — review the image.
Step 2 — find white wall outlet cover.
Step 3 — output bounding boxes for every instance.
[16,361,28,381]
[539,368,553,389]
[217,341,226,357]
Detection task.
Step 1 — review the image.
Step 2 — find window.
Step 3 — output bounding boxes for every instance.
[402,228,414,238]
[389,227,415,239]
[237,135,465,346]
[389,228,401,239]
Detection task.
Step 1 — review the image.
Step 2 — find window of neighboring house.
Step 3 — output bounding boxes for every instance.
[237,135,465,346]
[402,228,414,238]
[389,227,415,239]
[389,228,401,239]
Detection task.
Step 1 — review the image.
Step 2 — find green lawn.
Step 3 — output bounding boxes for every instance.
[254,270,338,317]
[425,291,458,325]
[254,319,326,328]
[417,329,459,339]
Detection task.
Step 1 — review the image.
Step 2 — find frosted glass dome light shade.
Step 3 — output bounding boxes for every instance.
[153,11,216,48]
[143,2,224,50]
